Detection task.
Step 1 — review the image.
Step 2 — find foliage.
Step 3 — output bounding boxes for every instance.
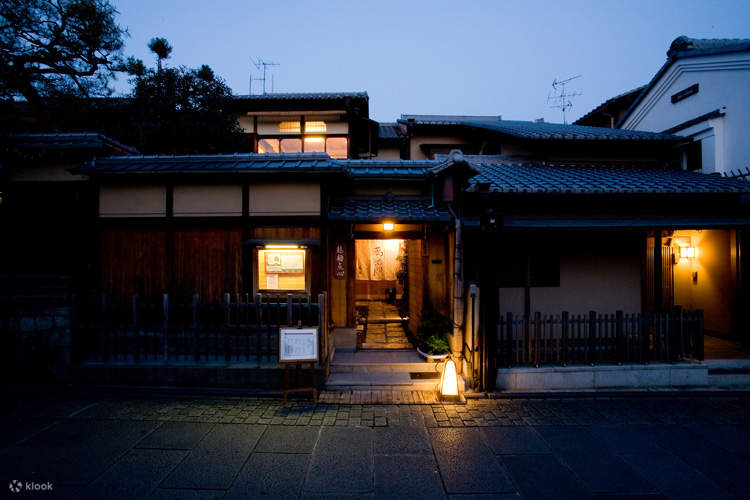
[416,307,452,346]
[421,334,450,355]
[121,38,249,154]
[0,0,126,108]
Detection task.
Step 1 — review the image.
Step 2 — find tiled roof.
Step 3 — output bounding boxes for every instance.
[468,159,750,194]
[378,123,406,140]
[2,133,138,154]
[461,120,684,141]
[666,36,750,59]
[617,36,750,127]
[341,159,437,179]
[396,115,684,141]
[77,153,342,174]
[232,92,368,100]
[573,85,646,126]
[329,196,450,222]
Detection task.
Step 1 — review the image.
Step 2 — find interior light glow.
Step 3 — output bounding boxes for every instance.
[278,121,301,133]
[304,136,325,143]
[383,223,394,231]
[686,247,695,258]
[265,244,300,249]
[304,121,327,133]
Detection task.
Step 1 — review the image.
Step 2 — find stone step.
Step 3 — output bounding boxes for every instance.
[361,342,414,350]
[325,371,439,391]
[366,317,408,324]
[331,350,439,374]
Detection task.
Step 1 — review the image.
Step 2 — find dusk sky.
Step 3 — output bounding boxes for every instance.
[111,0,750,123]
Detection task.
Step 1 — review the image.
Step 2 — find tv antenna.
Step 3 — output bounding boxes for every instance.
[547,75,582,124]
[250,57,279,94]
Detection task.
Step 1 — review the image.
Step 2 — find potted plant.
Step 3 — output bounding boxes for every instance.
[416,308,452,361]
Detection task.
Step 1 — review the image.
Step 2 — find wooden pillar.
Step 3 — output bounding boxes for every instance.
[479,232,498,391]
[241,182,251,294]
[654,229,663,313]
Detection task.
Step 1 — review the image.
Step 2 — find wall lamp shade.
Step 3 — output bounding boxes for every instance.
[439,359,459,399]
[382,223,394,231]
[679,246,696,259]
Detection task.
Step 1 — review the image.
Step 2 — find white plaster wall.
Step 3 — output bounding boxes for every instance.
[99,185,166,217]
[621,52,750,174]
[672,229,736,334]
[173,185,242,217]
[248,183,320,216]
[499,250,642,316]
[374,148,402,160]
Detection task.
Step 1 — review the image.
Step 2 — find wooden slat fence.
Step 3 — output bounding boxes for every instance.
[497,309,704,367]
[72,292,328,365]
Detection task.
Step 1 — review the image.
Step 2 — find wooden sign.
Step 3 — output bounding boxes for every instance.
[279,327,318,363]
[265,250,305,273]
[334,244,345,280]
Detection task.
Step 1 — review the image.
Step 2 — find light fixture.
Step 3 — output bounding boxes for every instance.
[679,246,696,260]
[383,223,394,231]
[304,121,327,133]
[439,358,460,401]
[303,136,325,143]
[265,244,300,249]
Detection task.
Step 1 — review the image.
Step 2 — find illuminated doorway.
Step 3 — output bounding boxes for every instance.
[355,239,405,300]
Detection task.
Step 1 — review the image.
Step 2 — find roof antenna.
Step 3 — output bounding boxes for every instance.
[547,75,582,124]
[250,57,280,94]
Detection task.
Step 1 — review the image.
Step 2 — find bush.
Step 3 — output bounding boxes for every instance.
[422,334,450,355]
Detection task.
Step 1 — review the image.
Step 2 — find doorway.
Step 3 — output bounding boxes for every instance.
[355,239,412,349]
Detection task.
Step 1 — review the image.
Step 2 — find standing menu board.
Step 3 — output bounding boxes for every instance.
[279,327,318,363]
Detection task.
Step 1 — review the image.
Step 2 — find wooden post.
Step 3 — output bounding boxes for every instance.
[615,310,624,364]
[162,294,169,361]
[255,293,262,363]
[588,310,597,365]
[132,294,139,362]
[506,311,513,367]
[534,311,541,368]
[695,309,705,361]
[101,293,109,362]
[561,311,569,366]
[286,294,293,326]
[193,294,200,362]
[224,293,231,362]
[654,230,663,312]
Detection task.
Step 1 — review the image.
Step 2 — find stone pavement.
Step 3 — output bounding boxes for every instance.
[3,387,750,498]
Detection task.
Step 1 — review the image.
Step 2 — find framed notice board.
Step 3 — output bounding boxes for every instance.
[279,327,319,363]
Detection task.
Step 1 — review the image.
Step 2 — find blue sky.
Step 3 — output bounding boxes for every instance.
[111,0,750,123]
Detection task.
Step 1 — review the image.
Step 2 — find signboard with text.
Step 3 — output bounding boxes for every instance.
[278,327,319,363]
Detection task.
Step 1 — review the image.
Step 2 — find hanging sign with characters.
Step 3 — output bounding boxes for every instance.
[334,243,346,280]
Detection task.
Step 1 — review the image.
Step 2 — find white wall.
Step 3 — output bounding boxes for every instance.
[621,51,750,175]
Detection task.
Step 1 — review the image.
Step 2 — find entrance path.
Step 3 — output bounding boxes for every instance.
[360,300,413,350]
[4,386,750,498]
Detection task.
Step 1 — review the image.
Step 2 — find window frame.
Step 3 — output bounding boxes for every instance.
[255,134,349,158]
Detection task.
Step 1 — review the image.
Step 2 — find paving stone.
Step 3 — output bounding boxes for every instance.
[304,427,373,494]
[620,451,733,500]
[589,425,670,456]
[430,427,514,494]
[684,424,750,454]
[373,426,432,455]
[256,426,321,453]
[0,419,159,486]
[80,449,186,499]
[502,454,591,500]
[375,454,446,499]
[226,452,309,499]
[150,489,226,500]
[536,426,657,494]
[639,425,750,496]
[136,422,214,450]
[161,424,265,489]
[448,495,521,500]
[480,427,551,455]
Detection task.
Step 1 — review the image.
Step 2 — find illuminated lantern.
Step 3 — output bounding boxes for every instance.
[383,222,394,231]
[439,359,460,401]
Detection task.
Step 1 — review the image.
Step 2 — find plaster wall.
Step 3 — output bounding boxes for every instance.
[99,185,165,217]
[248,182,320,216]
[173,185,242,216]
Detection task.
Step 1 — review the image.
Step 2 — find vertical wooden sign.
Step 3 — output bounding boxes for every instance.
[334,243,345,280]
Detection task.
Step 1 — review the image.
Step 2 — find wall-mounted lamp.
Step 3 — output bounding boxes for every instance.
[265,244,300,249]
[680,246,696,259]
[382,223,394,231]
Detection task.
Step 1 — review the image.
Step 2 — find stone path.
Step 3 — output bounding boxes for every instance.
[4,387,750,498]
[360,301,413,350]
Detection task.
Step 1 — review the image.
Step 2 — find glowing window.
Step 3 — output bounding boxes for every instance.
[326,137,348,159]
[304,137,325,153]
[278,121,301,133]
[258,138,279,154]
[258,248,306,291]
[304,121,327,133]
[280,138,302,153]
